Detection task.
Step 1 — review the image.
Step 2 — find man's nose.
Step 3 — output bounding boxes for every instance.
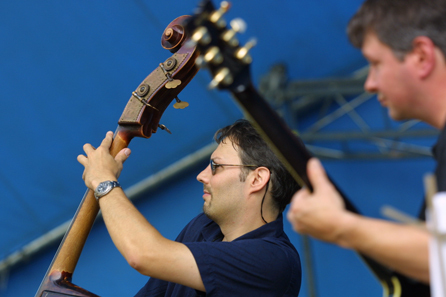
[364,68,378,93]
[197,164,212,184]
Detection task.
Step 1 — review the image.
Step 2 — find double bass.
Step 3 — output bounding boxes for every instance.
[35,16,198,297]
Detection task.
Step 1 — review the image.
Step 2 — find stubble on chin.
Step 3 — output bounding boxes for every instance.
[203,203,211,218]
[203,202,221,223]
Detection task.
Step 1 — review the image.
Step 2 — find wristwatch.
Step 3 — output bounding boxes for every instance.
[94,180,121,200]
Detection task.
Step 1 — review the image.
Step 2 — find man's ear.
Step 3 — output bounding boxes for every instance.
[410,36,436,79]
[250,167,271,193]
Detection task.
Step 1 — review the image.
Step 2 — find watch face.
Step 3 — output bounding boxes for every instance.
[95,181,120,200]
[98,182,111,194]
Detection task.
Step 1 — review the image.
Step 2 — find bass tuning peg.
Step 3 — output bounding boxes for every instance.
[208,67,233,89]
[195,46,223,69]
[173,96,189,109]
[191,26,211,46]
[209,1,231,28]
[235,38,257,64]
[204,46,224,65]
[221,18,247,47]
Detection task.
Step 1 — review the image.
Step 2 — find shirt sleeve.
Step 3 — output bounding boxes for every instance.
[133,278,168,297]
[184,238,301,297]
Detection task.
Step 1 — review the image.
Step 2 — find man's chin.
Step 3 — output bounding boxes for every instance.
[203,205,211,217]
[203,208,214,221]
[388,109,409,122]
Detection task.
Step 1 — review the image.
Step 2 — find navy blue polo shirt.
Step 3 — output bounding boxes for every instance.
[134,213,301,297]
[433,123,446,192]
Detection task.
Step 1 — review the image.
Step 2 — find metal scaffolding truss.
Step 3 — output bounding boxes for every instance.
[259,64,439,160]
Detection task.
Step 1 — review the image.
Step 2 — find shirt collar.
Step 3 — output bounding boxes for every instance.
[200,213,284,242]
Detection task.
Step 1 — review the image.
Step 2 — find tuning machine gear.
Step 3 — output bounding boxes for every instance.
[160,61,182,89]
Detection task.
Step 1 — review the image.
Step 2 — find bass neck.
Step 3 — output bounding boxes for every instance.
[35,127,134,297]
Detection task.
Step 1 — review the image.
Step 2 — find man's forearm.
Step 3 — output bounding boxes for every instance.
[97,188,164,267]
[96,189,205,290]
[338,213,430,283]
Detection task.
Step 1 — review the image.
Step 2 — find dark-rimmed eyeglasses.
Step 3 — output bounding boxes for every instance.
[210,160,258,175]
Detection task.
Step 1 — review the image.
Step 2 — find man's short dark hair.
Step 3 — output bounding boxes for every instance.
[214,119,299,213]
[347,0,446,60]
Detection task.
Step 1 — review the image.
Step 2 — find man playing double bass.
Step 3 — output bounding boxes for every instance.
[78,119,301,296]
